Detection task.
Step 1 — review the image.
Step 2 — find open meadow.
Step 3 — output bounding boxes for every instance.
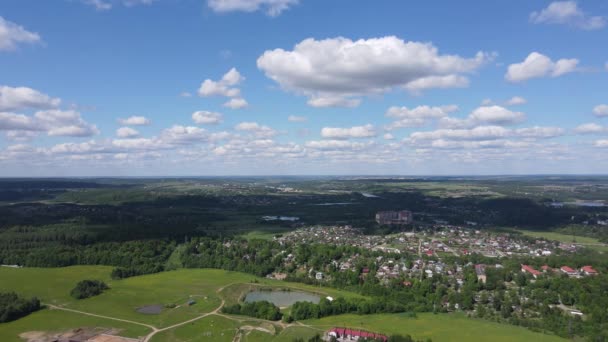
[0,266,572,342]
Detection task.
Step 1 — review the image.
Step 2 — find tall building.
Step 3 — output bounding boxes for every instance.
[375,210,413,225]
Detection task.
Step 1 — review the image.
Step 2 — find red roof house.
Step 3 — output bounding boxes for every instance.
[560,266,577,275]
[581,266,598,276]
[521,264,541,278]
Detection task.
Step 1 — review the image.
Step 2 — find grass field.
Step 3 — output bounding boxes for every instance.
[0,266,568,342]
[0,266,357,334]
[0,308,151,342]
[304,313,566,342]
[514,229,608,252]
[516,229,600,244]
[150,315,240,342]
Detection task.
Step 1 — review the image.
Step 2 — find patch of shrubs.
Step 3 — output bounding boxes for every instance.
[222,300,282,321]
[70,280,109,299]
[0,292,41,323]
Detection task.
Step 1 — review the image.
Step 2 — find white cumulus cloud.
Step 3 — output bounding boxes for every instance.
[595,140,608,147]
[235,122,277,138]
[506,52,578,82]
[439,105,525,128]
[321,124,376,139]
[505,96,527,106]
[199,68,243,97]
[385,105,458,130]
[288,115,307,122]
[116,127,139,138]
[118,115,150,126]
[198,68,248,109]
[207,0,298,16]
[0,17,41,51]
[574,123,606,134]
[257,36,492,107]
[593,104,608,117]
[530,1,605,30]
[0,86,61,111]
[223,97,248,109]
[192,111,223,125]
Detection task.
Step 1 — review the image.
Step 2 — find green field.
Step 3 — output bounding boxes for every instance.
[516,229,601,244]
[304,313,566,342]
[515,229,608,252]
[0,266,568,342]
[0,266,354,340]
[0,308,151,342]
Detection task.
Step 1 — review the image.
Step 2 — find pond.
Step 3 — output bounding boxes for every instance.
[136,304,163,314]
[244,290,321,307]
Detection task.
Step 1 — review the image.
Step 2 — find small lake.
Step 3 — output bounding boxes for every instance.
[136,304,163,315]
[244,290,321,307]
[314,202,354,206]
[361,192,380,198]
[552,201,606,207]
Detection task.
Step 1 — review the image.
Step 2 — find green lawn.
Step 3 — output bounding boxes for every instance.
[150,315,240,342]
[516,229,600,244]
[303,313,565,342]
[239,230,280,241]
[0,267,569,342]
[0,308,151,342]
[0,266,358,330]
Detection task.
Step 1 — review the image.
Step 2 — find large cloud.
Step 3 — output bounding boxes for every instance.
[207,0,298,16]
[321,124,376,139]
[505,52,578,82]
[257,36,492,107]
[0,86,61,111]
[0,17,41,51]
[530,1,605,30]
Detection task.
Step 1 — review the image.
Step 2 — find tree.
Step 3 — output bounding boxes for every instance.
[70,280,109,299]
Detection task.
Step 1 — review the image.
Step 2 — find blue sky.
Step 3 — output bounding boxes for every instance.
[1,0,607,176]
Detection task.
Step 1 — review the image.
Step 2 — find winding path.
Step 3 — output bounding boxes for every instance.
[142,300,225,342]
[45,282,318,342]
[46,304,157,331]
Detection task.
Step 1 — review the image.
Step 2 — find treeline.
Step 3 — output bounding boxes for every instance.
[222,300,282,321]
[288,297,408,321]
[0,238,175,279]
[0,292,41,323]
[70,280,109,299]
